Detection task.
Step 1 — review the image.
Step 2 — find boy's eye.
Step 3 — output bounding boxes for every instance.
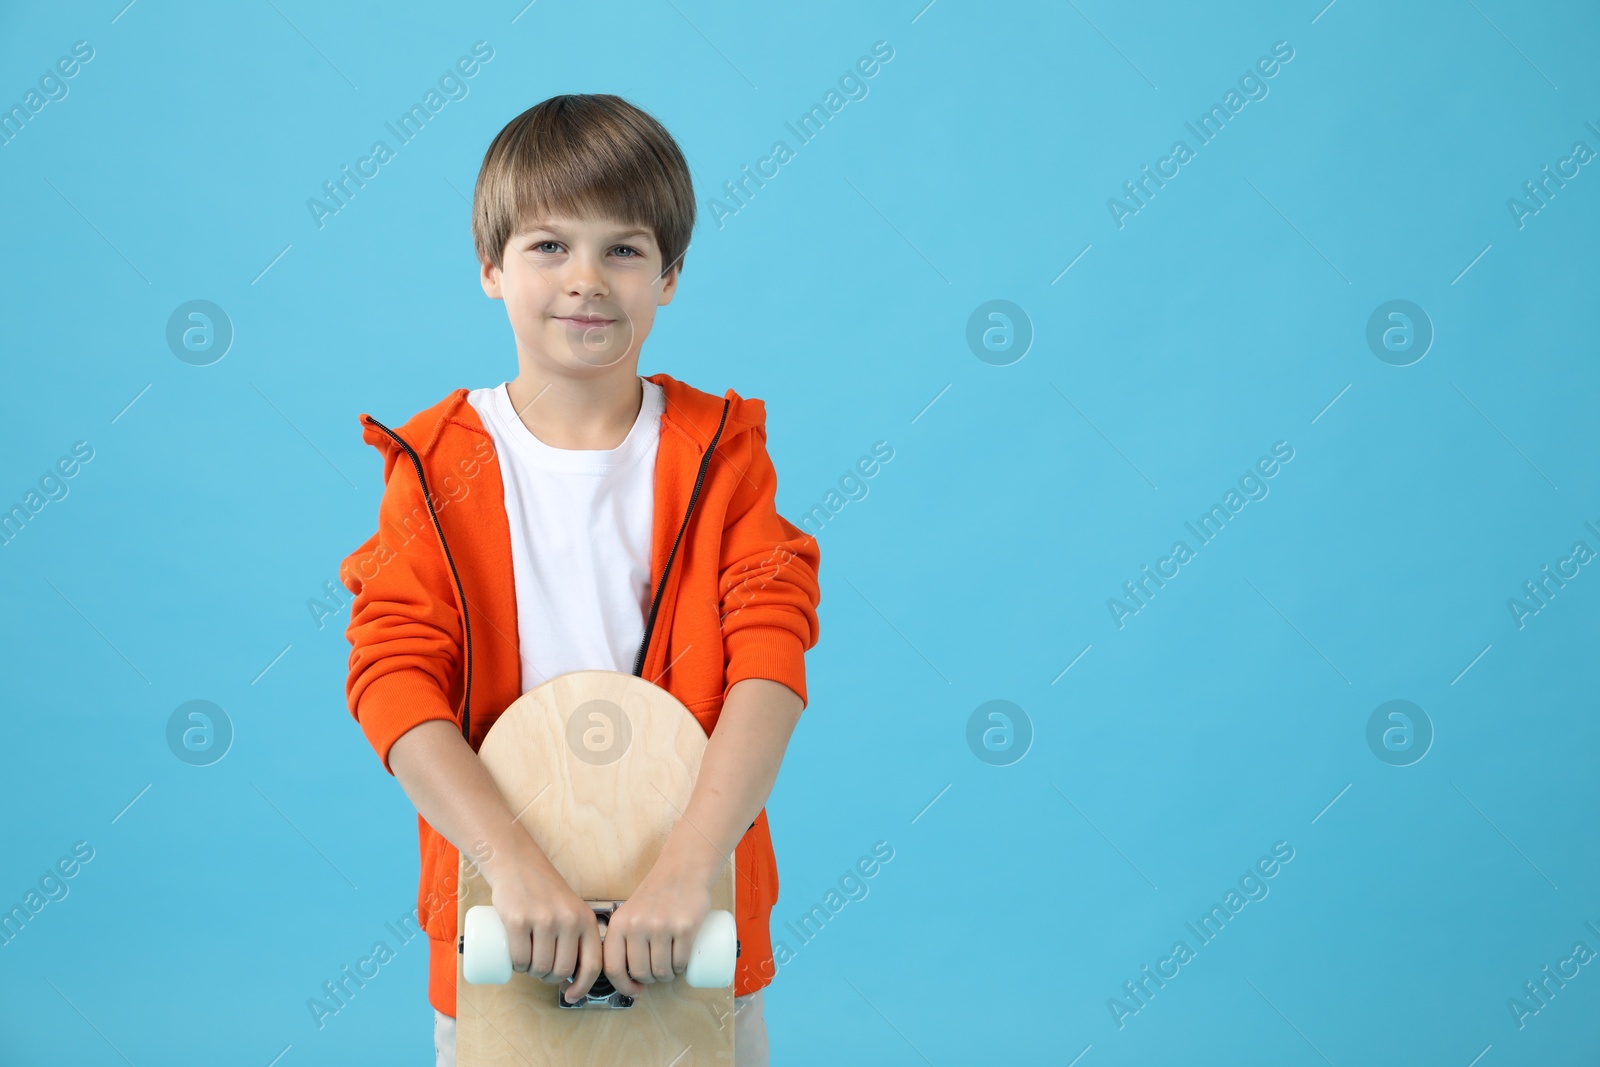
[528,242,641,257]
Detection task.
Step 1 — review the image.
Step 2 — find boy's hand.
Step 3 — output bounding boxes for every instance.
[486,860,605,1005]
[602,864,714,998]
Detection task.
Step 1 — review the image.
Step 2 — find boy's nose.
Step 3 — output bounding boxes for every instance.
[564,255,608,298]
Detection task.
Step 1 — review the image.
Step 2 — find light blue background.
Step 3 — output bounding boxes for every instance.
[2,1,1597,1064]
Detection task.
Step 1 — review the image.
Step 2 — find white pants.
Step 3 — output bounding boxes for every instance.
[435,989,769,1066]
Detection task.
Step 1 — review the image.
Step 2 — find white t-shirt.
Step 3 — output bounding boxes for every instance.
[465,377,666,693]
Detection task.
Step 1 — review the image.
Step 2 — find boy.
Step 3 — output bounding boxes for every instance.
[339,94,822,1067]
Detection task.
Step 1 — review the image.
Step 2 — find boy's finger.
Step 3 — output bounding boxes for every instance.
[551,934,579,993]
[564,928,604,1004]
[508,928,532,976]
[528,931,556,981]
[671,931,691,977]
[651,937,675,982]
[603,925,644,997]
[627,930,656,985]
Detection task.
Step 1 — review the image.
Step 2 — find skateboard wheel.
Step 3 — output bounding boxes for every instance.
[685,909,737,988]
[462,905,513,985]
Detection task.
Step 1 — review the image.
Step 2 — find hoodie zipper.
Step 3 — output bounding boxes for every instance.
[632,397,731,679]
[362,396,731,747]
[362,416,479,743]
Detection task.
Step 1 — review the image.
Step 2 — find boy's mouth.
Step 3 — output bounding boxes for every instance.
[555,314,614,328]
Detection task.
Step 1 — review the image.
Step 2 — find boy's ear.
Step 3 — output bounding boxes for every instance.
[658,261,680,306]
[480,256,504,300]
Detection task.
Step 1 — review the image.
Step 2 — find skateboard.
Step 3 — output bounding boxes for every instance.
[456,670,740,1065]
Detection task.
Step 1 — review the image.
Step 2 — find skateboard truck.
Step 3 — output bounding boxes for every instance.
[460,900,740,1009]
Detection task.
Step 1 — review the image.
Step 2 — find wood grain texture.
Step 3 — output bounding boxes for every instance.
[458,670,737,1066]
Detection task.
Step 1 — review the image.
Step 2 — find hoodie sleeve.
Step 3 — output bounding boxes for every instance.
[717,422,822,709]
[339,438,464,774]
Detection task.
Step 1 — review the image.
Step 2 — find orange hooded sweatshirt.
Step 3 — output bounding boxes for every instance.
[338,371,822,1016]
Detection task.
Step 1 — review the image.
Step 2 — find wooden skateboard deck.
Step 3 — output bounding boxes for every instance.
[457,670,737,1065]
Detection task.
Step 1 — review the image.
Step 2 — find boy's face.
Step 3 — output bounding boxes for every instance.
[480,211,679,376]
